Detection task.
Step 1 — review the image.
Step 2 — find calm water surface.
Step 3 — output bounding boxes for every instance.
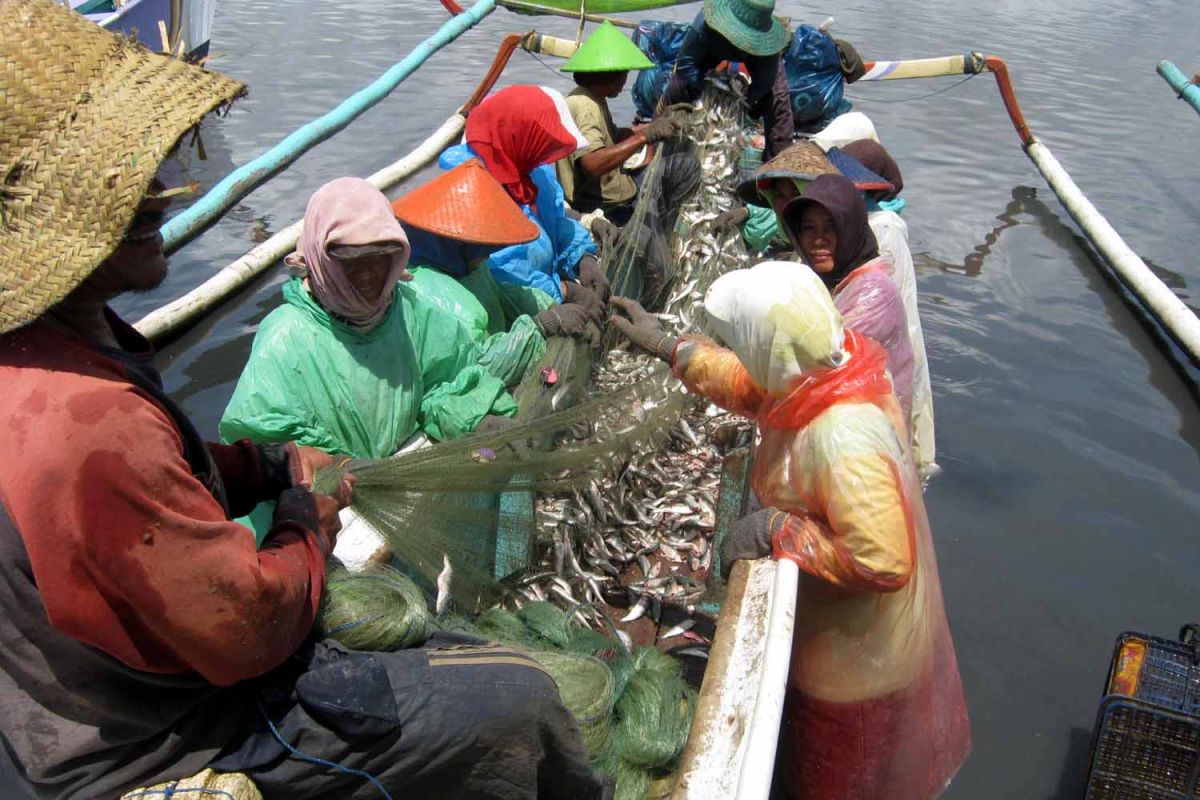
[29,0,1200,796]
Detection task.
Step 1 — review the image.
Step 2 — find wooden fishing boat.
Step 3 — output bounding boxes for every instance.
[118,2,1200,797]
[71,0,215,60]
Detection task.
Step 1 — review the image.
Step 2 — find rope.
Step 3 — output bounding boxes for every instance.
[845,71,978,104]
[256,698,395,800]
[121,790,236,799]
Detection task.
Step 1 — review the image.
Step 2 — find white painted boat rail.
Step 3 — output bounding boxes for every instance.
[671,558,798,800]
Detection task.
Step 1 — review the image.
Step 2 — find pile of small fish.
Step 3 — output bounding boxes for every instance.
[504,83,758,638]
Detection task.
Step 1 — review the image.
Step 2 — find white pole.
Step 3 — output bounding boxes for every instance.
[1026,140,1200,364]
[135,113,465,342]
[733,557,799,799]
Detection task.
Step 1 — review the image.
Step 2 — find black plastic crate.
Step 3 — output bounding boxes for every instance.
[1085,628,1200,799]
[1105,631,1200,717]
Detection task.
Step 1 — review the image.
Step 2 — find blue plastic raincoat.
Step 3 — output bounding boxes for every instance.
[439,143,596,302]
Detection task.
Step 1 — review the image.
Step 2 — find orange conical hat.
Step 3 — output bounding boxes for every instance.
[391,159,540,246]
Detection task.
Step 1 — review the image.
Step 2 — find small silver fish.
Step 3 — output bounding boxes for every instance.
[435,554,452,616]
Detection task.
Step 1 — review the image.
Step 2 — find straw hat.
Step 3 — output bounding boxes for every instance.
[560,21,654,73]
[390,160,540,246]
[703,0,789,57]
[735,141,839,204]
[0,0,245,334]
[735,141,894,204]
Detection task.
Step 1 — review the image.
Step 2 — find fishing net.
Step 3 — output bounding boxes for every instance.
[612,647,696,770]
[533,81,755,624]
[533,651,616,759]
[313,371,684,611]
[517,601,575,649]
[318,566,431,651]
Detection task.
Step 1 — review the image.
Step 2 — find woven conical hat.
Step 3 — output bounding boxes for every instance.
[0,0,245,334]
[390,160,539,246]
[735,141,840,204]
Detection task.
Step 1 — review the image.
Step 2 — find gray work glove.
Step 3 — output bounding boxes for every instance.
[711,206,750,232]
[576,251,612,303]
[589,218,621,252]
[719,507,781,579]
[534,304,599,345]
[609,296,676,362]
[563,281,606,325]
[642,114,683,144]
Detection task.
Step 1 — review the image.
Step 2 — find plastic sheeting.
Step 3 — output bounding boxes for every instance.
[439,144,595,301]
[869,211,936,475]
[831,259,915,425]
[631,20,692,120]
[407,266,547,388]
[219,277,516,460]
[783,25,851,133]
[673,262,970,799]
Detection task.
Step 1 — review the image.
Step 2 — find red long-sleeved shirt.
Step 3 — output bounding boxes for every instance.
[0,317,329,686]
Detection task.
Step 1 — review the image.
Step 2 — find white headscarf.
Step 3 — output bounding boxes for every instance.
[703,261,845,396]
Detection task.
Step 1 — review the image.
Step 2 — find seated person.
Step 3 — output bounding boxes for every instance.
[662,0,795,160]
[555,21,701,306]
[220,177,517,464]
[439,85,610,305]
[392,160,605,388]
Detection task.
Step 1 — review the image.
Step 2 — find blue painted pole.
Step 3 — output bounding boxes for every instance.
[161,0,496,253]
[1156,60,1200,117]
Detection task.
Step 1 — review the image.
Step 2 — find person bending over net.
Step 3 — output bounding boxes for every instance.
[611,262,970,800]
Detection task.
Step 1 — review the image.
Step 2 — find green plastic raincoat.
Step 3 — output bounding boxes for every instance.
[220,277,517,459]
[405,266,550,389]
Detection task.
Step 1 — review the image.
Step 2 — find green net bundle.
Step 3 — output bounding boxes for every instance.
[533,651,616,759]
[318,566,431,651]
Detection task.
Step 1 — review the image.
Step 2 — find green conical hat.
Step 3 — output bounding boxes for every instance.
[560,21,654,73]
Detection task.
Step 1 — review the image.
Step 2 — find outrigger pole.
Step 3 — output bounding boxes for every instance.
[1156,60,1200,118]
[157,0,497,255]
[862,54,1200,366]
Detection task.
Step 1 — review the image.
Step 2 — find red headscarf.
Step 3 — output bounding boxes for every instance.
[465,85,588,207]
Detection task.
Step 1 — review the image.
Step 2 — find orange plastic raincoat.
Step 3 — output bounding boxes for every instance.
[673,262,970,800]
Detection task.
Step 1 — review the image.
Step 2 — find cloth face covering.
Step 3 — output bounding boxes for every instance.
[300,177,412,330]
[703,260,845,396]
[464,85,588,207]
[782,173,880,288]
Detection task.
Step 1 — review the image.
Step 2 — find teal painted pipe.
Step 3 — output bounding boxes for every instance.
[1157,60,1200,117]
[161,0,496,253]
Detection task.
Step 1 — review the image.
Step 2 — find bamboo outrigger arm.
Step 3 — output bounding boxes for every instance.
[862,53,1200,365]
[157,0,497,256]
[1157,60,1200,118]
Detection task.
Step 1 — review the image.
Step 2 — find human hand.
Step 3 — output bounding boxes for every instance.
[641,114,682,144]
[609,296,676,361]
[662,102,696,115]
[534,304,597,340]
[290,444,337,489]
[564,280,606,324]
[719,507,780,579]
[589,218,621,252]
[710,206,749,232]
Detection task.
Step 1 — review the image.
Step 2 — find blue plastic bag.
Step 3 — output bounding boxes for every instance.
[783,25,851,132]
[631,20,691,119]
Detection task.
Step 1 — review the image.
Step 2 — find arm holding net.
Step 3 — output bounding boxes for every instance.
[672,335,767,419]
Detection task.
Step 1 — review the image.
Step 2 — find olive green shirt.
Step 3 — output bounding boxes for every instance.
[556,87,638,211]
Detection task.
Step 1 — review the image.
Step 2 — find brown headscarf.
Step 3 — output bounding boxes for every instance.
[841,139,903,201]
[297,177,411,330]
[781,173,880,289]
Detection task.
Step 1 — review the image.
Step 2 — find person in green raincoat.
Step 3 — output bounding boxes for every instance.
[391,160,607,388]
[220,177,519,462]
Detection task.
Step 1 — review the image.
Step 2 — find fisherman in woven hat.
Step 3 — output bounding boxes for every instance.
[394,159,607,384]
[0,4,608,799]
[554,21,702,308]
[662,0,795,160]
